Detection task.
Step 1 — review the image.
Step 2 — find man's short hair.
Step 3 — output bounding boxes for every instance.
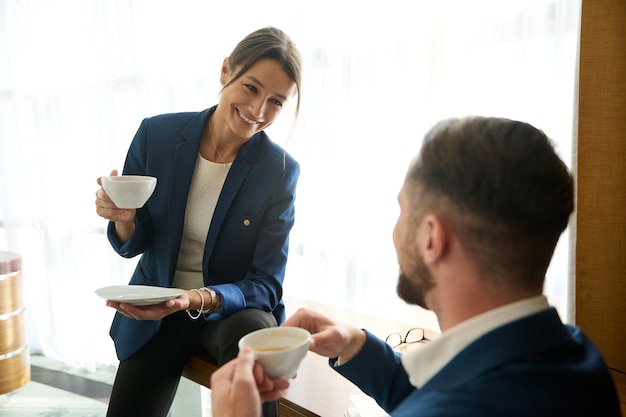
[407,116,574,291]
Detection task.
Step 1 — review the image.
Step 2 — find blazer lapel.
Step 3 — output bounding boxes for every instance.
[166,109,209,277]
[201,132,262,279]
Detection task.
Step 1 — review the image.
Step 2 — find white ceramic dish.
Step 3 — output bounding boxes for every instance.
[95,285,183,306]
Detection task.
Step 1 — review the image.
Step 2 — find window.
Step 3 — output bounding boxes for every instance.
[0,0,580,367]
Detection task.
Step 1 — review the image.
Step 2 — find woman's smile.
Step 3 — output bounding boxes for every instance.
[236,108,261,126]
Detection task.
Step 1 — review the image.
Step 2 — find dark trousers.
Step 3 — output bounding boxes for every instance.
[106,308,278,417]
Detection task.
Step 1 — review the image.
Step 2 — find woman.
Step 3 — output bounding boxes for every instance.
[94,26,302,417]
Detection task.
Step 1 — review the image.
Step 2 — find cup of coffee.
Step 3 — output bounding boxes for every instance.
[101,175,157,209]
[238,326,311,379]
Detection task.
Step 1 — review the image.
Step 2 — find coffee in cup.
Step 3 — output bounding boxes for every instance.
[238,326,311,379]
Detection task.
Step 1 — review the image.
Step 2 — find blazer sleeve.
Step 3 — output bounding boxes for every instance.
[331,330,415,413]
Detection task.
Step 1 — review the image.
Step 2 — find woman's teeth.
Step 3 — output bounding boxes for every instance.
[238,109,257,124]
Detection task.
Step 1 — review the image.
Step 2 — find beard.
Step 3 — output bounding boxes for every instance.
[396,252,435,310]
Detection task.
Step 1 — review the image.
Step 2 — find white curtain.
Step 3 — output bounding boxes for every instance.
[0,0,581,369]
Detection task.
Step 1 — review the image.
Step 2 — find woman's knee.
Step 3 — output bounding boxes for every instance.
[205,309,278,364]
[227,308,278,332]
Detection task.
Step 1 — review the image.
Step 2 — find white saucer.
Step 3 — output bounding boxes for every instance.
[95,285,184,306]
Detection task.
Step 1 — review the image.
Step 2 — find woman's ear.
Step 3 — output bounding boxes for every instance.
[419,214,448,264]
[220,57,230,85]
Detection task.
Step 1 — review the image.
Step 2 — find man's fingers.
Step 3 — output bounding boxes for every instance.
[234,347,256,378]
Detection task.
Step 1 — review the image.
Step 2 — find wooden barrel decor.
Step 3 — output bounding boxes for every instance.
[0,251,30,395]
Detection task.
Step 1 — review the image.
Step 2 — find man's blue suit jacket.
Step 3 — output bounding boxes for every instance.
[106,107,300,361]
[335,308,621,416]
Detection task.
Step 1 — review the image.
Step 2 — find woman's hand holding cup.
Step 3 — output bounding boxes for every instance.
[95,169,138,241]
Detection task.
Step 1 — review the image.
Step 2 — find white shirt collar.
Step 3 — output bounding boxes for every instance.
[400,295,549,388]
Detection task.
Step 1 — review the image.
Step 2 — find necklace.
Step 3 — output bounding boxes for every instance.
[205,118,232,189]
[208,119,226,164]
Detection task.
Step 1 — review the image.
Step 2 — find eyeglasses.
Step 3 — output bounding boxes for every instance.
[385,328,430,352]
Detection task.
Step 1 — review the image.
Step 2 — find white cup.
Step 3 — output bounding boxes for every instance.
[101,175,157,209]
[238,326,311,379]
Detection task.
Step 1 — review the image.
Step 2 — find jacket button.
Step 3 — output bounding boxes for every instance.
[243,219,251,226]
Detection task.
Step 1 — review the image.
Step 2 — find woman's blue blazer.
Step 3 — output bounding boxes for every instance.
[106,106,300,360]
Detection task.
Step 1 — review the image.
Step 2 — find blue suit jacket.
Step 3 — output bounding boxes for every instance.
[107,107,300,360]
[335,308,621,416]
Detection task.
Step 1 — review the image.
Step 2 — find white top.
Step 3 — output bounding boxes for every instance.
[172,154,232,290]
[401,295,550,388]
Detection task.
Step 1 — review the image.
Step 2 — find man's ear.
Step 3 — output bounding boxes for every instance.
[220,57,230,85]
[419,214,448,264]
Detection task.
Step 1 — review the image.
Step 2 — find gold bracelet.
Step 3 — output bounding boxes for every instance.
[199,287,217,314]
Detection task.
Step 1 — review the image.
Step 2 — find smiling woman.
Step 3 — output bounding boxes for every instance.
[89,25,303,417]
[0,0,581,372]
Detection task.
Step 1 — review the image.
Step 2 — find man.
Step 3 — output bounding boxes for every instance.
[211,117,622,417]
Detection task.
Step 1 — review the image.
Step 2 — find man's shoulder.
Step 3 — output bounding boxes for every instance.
[421,313,620,416]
